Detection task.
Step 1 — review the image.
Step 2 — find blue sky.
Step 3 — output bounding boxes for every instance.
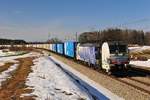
[0,0,150,41]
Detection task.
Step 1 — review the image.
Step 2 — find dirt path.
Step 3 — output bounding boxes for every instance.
[0,57,35,100]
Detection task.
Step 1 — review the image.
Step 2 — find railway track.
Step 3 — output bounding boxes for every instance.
[111,66,150,95]
[74,62,150,95]
[128,77,150,87]
[80,64,150,95]
[116,77,150,95]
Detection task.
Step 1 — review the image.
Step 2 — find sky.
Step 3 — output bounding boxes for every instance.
[0,0,150,42]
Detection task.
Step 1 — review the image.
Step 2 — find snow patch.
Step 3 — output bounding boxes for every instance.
[0,52,41,88]
[22,57,93,100]
[0,64,19,87]
[129,46,150,52]
[130,60,150,68]
[0,52,41,66]
[0,50,16,57]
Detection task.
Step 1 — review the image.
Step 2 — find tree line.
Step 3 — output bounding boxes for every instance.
[79,28,150,45]
[0,38,26,45]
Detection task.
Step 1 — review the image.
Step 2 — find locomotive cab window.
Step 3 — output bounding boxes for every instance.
[109,45,127,54]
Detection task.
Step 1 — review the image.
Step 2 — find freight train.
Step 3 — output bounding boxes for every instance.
[0,41,130,74]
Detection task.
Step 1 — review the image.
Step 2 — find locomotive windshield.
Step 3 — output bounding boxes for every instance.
[109,44,127,53]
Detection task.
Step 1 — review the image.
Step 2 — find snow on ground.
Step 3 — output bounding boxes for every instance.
[0,64,19,87]
[129,46,150,68]
[0,50,15,57]
[21,56,94,100]
[0,52,41,66]
[130,59,150,68]
[50,56,123,100]
[129,46,150,52]
[0,52,41,88]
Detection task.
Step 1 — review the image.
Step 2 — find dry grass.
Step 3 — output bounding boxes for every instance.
[0,57,36,100]
[142,50,150,55]
[130,49,150,60]
[0,62,14,74]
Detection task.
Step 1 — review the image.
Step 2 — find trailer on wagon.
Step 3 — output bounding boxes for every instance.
[76,43,100,68]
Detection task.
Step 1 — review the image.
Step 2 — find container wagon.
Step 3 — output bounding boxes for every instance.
[52,44,57,52]
[49,44,53,51]
[45,44,50,50]
[64,41,77,58]
[56,43,64,55]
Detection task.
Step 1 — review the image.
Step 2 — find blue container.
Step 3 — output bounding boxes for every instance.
[64,41,76,58]
[52,44,57,52]
[57,43,64,54]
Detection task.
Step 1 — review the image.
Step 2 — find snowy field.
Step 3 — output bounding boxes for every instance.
[0,50,16,57]
[0,64,19,87]
[129,46,150,52]
[0,52,41,87]
[0,52,123,100]
[22,56,94,100]
[0,52,40,66]
[130,59,150,68]
[0,50,27,57]
[129,46,150,68]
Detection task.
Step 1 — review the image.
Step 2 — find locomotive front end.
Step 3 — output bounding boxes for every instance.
[109,42,130,70]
